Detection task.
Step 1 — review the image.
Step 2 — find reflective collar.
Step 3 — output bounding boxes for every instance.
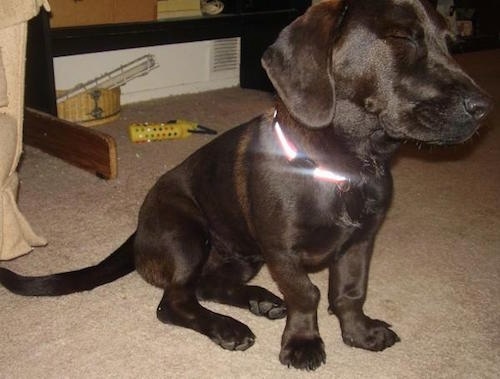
[273,110,350,190]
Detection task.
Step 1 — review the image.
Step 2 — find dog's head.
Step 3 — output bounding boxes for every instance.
[262,0,493,144]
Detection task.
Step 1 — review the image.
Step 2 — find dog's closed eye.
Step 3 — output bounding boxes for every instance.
[386,29,421,46]
[388,34,417,45]
[385,29,427,61]
[385,25,424,45]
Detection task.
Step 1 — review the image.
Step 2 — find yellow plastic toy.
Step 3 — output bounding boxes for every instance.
[129,120,217,143]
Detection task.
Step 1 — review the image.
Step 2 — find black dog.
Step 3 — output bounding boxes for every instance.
[0,0,492,371]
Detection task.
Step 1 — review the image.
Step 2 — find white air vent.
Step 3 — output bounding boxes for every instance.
[210,37,240,80]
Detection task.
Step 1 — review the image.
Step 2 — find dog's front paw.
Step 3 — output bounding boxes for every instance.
[279,336,326,371]
[341,315,400,351]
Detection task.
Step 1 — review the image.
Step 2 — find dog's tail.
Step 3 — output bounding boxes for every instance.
[0,233,136,296]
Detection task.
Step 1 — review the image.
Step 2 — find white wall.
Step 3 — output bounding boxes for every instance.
[53,39,240,105]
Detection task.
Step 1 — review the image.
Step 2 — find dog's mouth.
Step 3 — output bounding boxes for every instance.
[421,129,479,145]
[379,102,487,146]
[382,118,480,146]
[415,111,482,145]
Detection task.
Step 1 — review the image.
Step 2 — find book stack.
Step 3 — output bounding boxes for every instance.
[157,0,202,19]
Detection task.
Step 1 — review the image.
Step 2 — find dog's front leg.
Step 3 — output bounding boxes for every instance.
[328,239,400,351]
[267,258,326,370]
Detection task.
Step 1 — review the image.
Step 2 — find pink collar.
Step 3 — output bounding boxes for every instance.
[273,111,350,189]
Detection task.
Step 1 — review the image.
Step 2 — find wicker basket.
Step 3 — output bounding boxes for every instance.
[56,88,121,126]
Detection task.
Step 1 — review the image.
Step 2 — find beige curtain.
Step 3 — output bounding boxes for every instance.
[0,0,50,260]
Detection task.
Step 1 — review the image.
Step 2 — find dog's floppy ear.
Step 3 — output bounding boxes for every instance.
[262,0,347,128]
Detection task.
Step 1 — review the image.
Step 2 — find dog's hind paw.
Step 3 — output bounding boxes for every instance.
[279,336,326,371]
[246,285,286,319]
[249,298,287,319]
[208,316,256,351]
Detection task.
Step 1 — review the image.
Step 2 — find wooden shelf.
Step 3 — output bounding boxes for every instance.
[51,12,273,57]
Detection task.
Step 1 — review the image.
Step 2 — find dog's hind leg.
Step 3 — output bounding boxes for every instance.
[136,201,256,351]
[153,251,257,351]
[197,259,286,320]
[156,286,256,351]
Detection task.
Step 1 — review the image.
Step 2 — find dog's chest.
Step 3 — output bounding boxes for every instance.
[295,176,391,268]
[338,180,387,225]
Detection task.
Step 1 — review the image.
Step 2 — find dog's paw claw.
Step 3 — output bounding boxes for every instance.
[279,336,326,371]
[215,334,255,351]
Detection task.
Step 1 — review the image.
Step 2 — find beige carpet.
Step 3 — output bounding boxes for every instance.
[1,50,499,378]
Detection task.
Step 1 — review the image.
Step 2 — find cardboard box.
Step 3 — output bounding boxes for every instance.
[157,0,201,12]
[49,0,156,28]
[115,0,157,24]
[157,0,202,20]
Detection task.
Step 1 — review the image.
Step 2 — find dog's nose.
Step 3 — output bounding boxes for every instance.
[463,94,493,121]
